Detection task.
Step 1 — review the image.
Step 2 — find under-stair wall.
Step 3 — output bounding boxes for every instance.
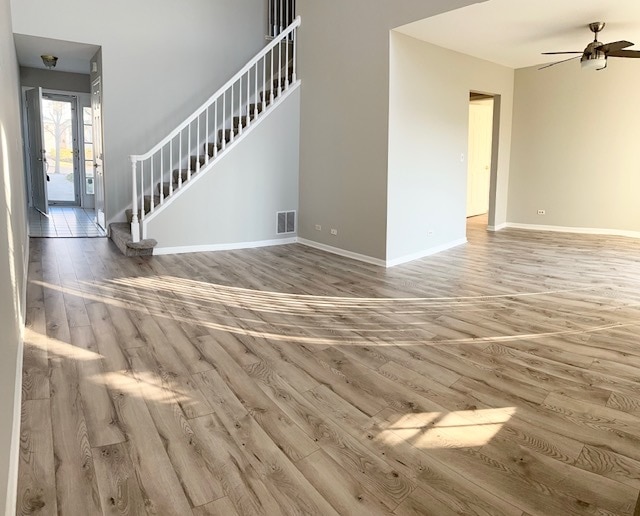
[145,86,300,253]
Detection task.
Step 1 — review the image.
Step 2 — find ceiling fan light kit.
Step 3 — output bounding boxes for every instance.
[581,52,607,70]
[540,21,640,71]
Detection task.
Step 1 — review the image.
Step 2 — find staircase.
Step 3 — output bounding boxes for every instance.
[110,16,300,256]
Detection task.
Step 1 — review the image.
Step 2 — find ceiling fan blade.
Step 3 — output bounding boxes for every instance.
[541,51,583,55]
[600,40,634,53]
[607,49,640,58]
[538,55,581,70]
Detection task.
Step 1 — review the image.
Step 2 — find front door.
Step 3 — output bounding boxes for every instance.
[91,78,105,229]
[25,87,48,215]
[41,93,81,205]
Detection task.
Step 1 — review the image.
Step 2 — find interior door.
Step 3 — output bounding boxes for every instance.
[466,98,494,217]
[91,78,105,229]
[25,87,49,215]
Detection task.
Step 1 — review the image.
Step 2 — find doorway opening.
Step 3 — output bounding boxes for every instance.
[467,92,499,234]
[23,86,105,237]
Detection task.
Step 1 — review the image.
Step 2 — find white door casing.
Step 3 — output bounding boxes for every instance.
[91,78,105,228]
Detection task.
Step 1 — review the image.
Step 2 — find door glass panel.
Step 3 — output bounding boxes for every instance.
[84,125,93,143]
[42,98,75,203]
[83,106,92,125]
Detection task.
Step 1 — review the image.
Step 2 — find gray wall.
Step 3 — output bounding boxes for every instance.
[508,61,640,232]
[11,0,268,224]
[20,66,90,93]
[0,0,29,512]
[387,32,514,263]
[147,87,300,250]
[296,0,486,261]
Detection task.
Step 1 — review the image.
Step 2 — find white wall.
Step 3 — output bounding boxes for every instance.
[147,87,300,251]
[296,0,486,262]
[11,0,267,224]
[508,60,640,233]
[386,32,514,264]
[0,0,29,511]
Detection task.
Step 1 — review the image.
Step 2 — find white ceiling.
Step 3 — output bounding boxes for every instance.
[13,34,99,74]
[396,0,640,69]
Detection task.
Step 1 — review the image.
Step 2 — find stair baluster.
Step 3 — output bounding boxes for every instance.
[214,101,218,157]
[262,56,267,113]
[205,108,209,165]
[196,115,201,170]
[169,139,173,196]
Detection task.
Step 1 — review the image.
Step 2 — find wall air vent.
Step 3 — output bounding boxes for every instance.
[276,211,296,234]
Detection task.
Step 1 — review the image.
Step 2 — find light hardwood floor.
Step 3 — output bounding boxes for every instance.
[17,216,640,515]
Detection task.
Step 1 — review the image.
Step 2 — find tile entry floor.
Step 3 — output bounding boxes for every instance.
[28,206,106,238]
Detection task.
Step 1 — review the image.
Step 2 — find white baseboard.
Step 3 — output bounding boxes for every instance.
[386,238,468,268]
[153,237,298,255]
[487,223,507,232]
[297,238,387,267]
[505,222,640,239]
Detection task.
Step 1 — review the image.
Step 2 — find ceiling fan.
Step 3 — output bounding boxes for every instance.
[540,22,640,71]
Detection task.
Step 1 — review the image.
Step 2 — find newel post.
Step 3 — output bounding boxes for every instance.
[130,156,140,243]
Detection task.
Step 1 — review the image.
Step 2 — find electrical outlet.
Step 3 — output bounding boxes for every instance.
[428,229,434,236]
[330,228,338,236]
[460,153,465,162]
[537,209,546,215]
[315,224,322,231]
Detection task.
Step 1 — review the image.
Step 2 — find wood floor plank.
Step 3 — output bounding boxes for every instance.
[125,346,224,507]
[189,338,318,462]
[92,443,148,515]
[70,325,126,448]
[17,400,57,516]
[575,444,640,491]
[296,449,392,515]
[304,387,523,516]
[189,413,282,516]
[124,313,214,420]
[22,262,50,401]
[49,357,102,515]
[108,372,194,515]
[192,497,240,516]
[393,487,462,516]
[192,369,337,514]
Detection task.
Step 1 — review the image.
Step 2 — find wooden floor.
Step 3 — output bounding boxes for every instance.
[17,216,640,515]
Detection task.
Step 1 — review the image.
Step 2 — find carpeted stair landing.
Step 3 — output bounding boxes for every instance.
[109,223,157,257]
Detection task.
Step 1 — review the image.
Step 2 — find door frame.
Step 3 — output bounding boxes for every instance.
[21,87,92,210]
[91,77,105,229]
[467,90,501,232]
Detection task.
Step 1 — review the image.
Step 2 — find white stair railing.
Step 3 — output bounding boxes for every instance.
[129,16,301,242]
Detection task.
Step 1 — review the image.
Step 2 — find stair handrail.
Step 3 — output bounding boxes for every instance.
[131,16,300,162]
[129,16,300,242]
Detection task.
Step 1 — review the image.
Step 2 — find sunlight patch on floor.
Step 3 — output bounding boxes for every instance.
[376,407,516,449]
